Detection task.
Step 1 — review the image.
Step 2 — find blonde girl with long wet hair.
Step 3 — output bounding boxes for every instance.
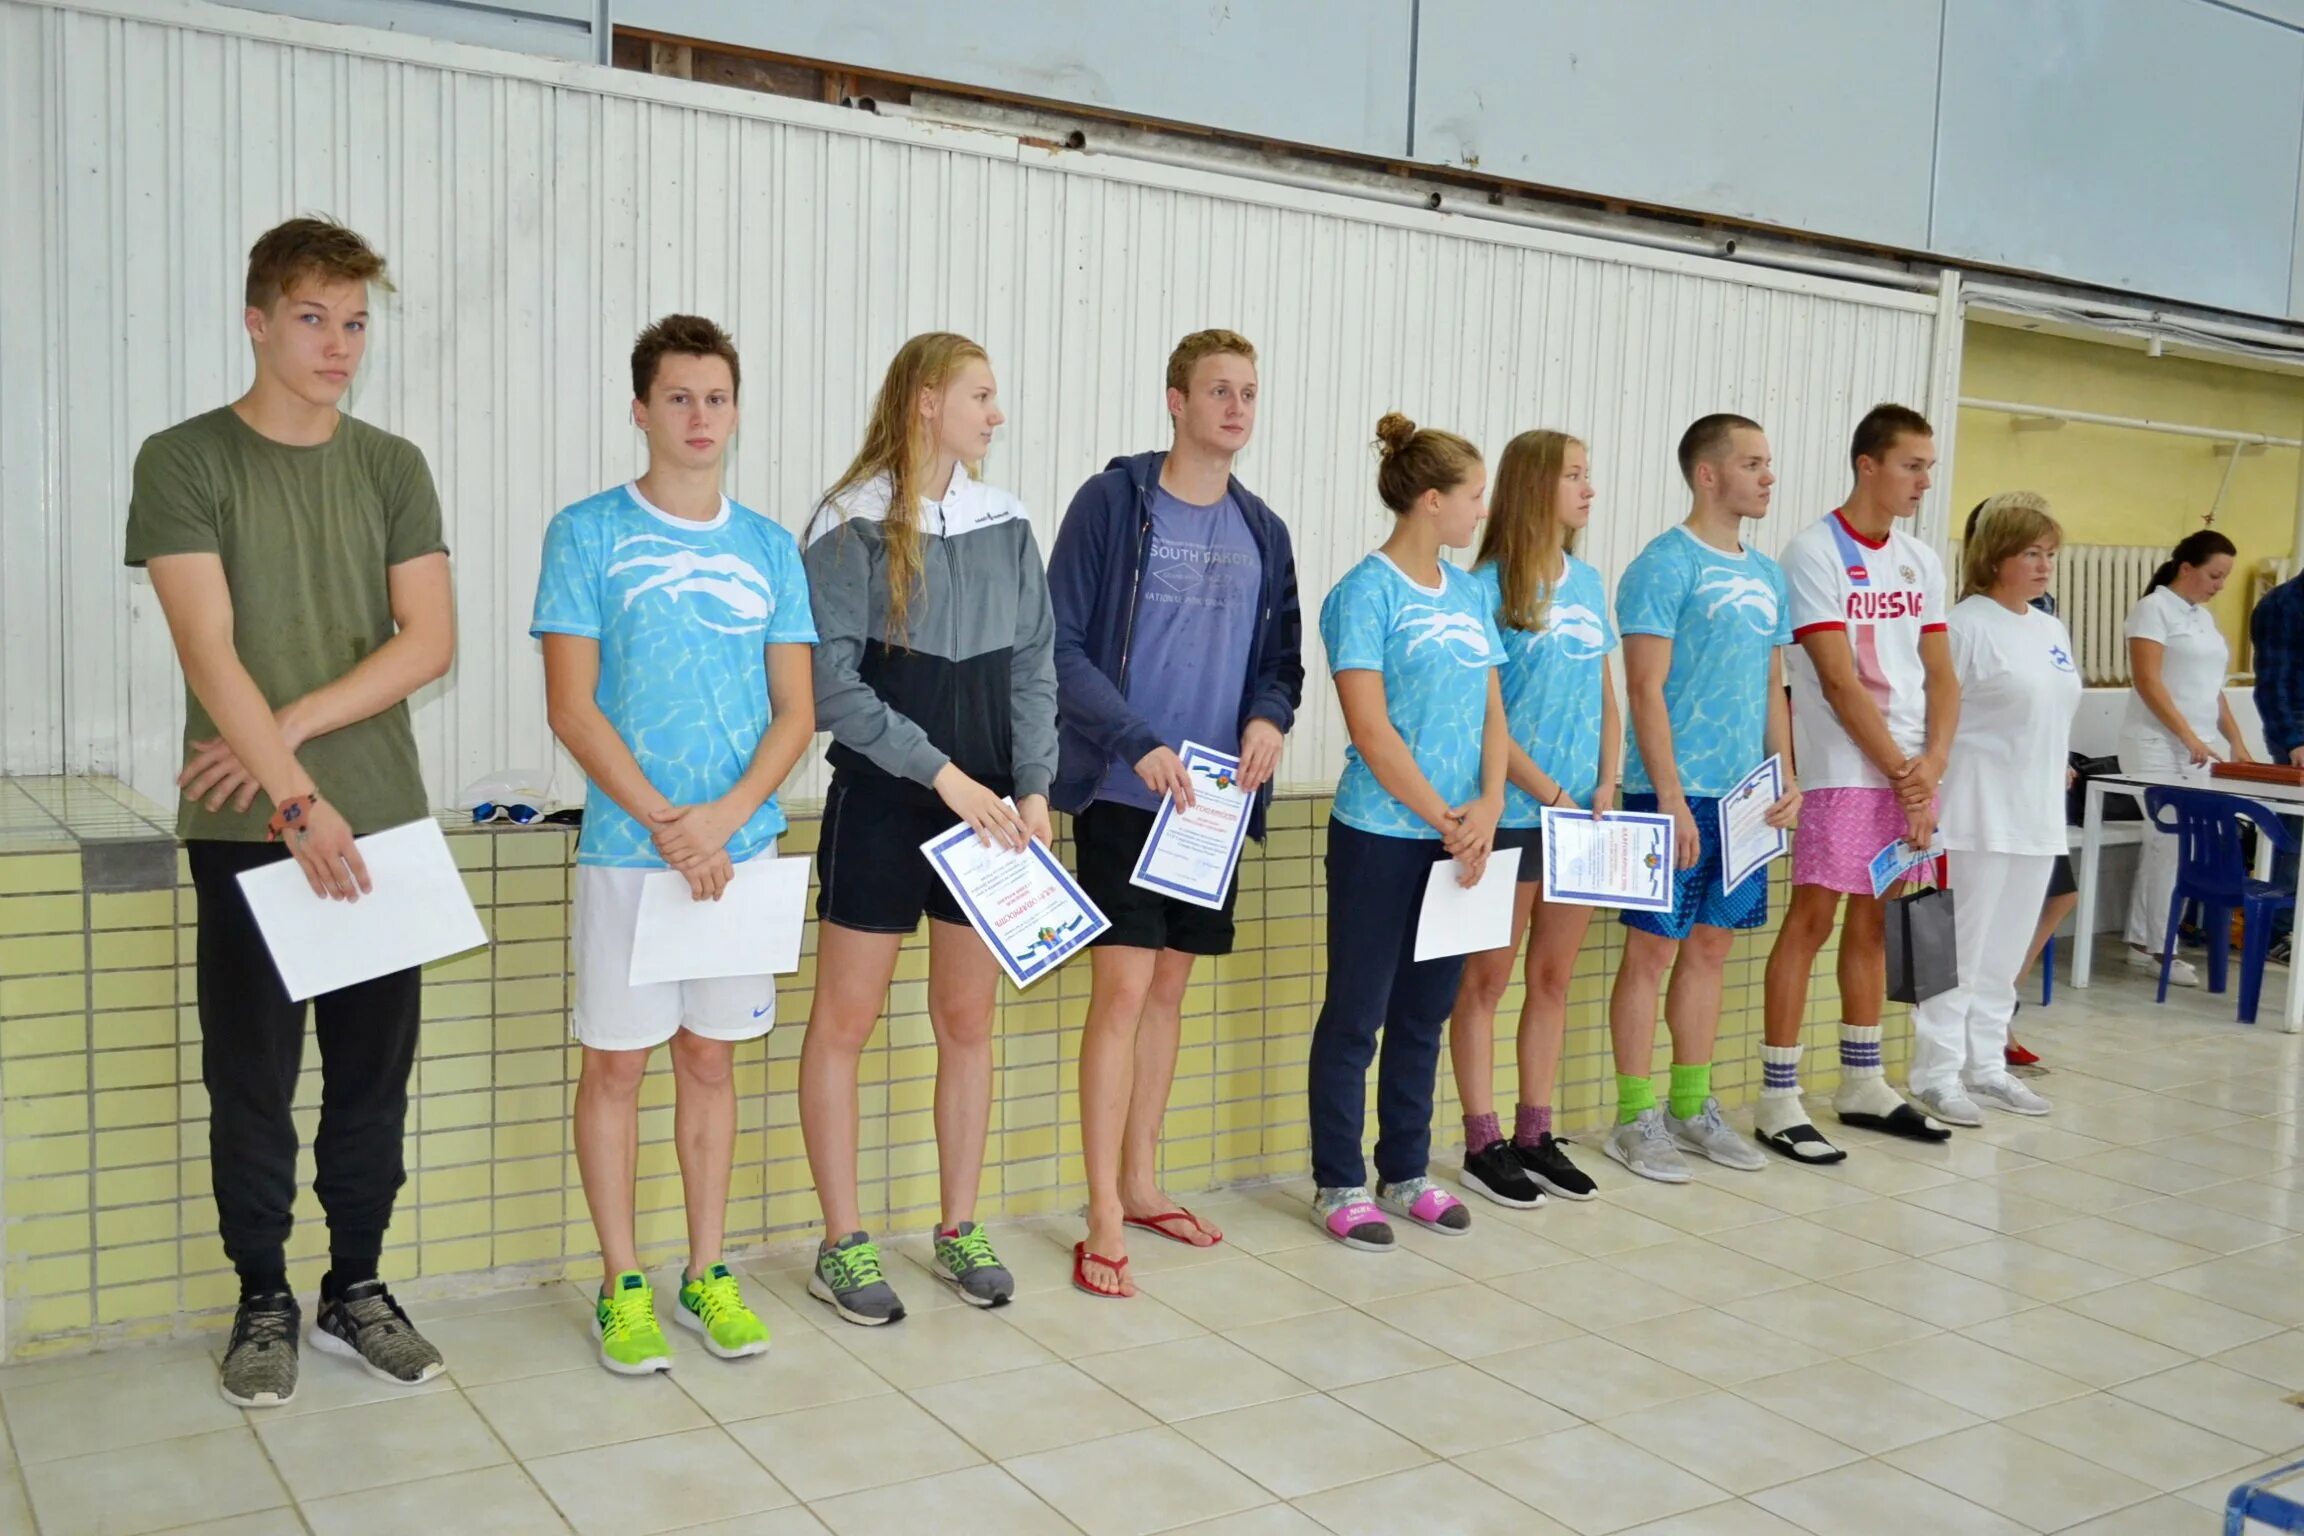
[797,331,1058,1324]
[1448,430,1621,1208]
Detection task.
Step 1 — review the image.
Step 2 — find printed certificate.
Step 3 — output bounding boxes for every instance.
[1869,836,1943,898]
[1718,755,1788,895]
[1541,807,1676,913]
[922,805,1110,989]
[1128,740,1254,911]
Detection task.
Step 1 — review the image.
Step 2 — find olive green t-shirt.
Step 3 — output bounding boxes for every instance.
[123,406,448,841]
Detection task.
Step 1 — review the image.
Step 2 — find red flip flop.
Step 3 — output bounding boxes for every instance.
[1072,1241,1131,1299]
[1123,1208,1222,1248]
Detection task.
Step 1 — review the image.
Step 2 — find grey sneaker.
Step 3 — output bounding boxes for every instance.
[310,1279,444,1386]
[219,1291,300,1407]
[1604,1108,1692,1184]
[1967,1075,2052,1117]
[810,1232,906,1326]
[931,1222,1015,1308]
[1667,1097,1768,1172]
[1911,1083,1985,1128]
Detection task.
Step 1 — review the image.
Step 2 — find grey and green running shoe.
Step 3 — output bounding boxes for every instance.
[677,1262,769,1359]
[595,1270,673,1374]
[809,1232,906,1327]
[310,1278,445,1386]
[219,1291,300,1407]
[930,1221,1015,1308]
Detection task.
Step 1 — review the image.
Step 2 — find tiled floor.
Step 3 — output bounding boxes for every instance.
[4,967,2302,1535]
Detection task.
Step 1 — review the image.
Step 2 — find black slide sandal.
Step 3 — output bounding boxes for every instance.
[1759,1123,1848,1164]
[1837,1103,1952,1142]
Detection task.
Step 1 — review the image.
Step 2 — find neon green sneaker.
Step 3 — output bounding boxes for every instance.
[676,1262,770,1360]
[596,1271,672,1375]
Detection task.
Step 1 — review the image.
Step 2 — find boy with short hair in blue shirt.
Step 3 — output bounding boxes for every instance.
[1606,414,1803,1185]
[533,315,817,1373]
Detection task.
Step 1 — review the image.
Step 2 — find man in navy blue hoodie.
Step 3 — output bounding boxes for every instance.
[1049,329,1303,1296]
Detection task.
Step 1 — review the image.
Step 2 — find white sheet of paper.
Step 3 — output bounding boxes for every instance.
[236,819,488,1002]
[1413,847,1523,962]
[629,854,810,985]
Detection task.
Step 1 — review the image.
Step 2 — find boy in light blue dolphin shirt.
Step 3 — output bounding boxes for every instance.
[1605,414,1802,1186]
[533,315,817,1374]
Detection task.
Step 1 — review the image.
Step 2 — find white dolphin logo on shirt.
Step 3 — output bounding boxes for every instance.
[607,535,775,635]
[1545,602,1609,659]
[1396,605,1494,665]
[1695,572,1780,632]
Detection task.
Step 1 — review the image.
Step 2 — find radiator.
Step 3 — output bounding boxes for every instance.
[2050,544,2165,686]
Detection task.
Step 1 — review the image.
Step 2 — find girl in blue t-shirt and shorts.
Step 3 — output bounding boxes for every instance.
[1308,413,1509,1251]
[1449,430,1621,1210]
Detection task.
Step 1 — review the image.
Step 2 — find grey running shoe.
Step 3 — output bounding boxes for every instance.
[219,1291,300,1407]
[311,1279,444,1386]
[931,1222,1015,1308]
[1911,1083,1985,1128]
[1604,1108,1692,1184]
[1668,1097,1768,1172]
[809,1232,906,1326]
[1967,1075,2052,1117]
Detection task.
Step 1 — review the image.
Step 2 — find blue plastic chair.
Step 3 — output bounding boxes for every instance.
[2141,785,2296,1024]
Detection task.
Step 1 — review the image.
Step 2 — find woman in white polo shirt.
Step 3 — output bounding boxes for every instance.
[1912,493,2081,1124]
[2120,529,2249,986]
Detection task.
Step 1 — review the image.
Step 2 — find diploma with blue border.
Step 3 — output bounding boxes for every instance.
[921,805,1110,989]
[1540,807,1677,912]
[1718,755,1787,895]
[1127,740,1255,911]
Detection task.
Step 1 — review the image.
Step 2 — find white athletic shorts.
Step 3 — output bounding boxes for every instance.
[571,857,779,1051]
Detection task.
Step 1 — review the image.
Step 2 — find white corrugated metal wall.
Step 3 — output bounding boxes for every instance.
[0,0,1947,812]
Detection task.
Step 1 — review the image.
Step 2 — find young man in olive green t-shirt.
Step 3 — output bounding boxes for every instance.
[125,218,456,1408]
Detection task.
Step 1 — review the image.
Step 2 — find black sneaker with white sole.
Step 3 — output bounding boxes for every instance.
[311,1277,444,1386]
[1459,1139,1547,1209]
[1515,1133,1598,1201]
[219,1291,300,1407]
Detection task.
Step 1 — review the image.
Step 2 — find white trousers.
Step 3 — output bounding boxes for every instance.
[1910,850,2054,1095]
[2120,732,2187,953]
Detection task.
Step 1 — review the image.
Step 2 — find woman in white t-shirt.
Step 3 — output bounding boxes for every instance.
[2119,529,2249,985]
[1912,494,2082,1124]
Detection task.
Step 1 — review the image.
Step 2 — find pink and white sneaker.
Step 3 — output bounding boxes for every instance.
[1376,1176,1471,1236]
[1313,1187,1395,1251]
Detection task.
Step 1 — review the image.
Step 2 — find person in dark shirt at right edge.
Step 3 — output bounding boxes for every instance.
[1963,498,2073,1069]
[2250,561,2304,968]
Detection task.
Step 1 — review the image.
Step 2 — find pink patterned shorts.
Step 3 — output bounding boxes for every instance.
[1793,787,1920,897]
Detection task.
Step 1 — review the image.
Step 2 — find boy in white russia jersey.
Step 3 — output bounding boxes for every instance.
[1756,405,1962,1164]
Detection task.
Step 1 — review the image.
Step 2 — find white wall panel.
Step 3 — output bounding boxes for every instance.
[1935,0,2304,318]
[0,0,1941,814]
[1412,0,1942,251]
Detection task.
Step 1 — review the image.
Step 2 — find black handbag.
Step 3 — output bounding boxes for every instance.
[1886,872,1958,1006]
[2068,753,2139,825]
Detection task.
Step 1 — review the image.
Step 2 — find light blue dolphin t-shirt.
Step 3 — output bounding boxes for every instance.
[1614,525,1790,800]
[1320,552,1505,839]
[1472,556,1619,828]
[531,483,817,867]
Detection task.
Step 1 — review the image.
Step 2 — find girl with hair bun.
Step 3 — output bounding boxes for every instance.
[2119,528,2248,986]
[1307,413,1508,1252]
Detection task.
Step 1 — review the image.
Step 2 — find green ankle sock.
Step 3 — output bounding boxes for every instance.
[1669,1062,1712,1121]
[1615,1073,1657,1125]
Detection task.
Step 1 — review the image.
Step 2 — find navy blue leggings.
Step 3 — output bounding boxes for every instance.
[1306,820,1468,1189]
